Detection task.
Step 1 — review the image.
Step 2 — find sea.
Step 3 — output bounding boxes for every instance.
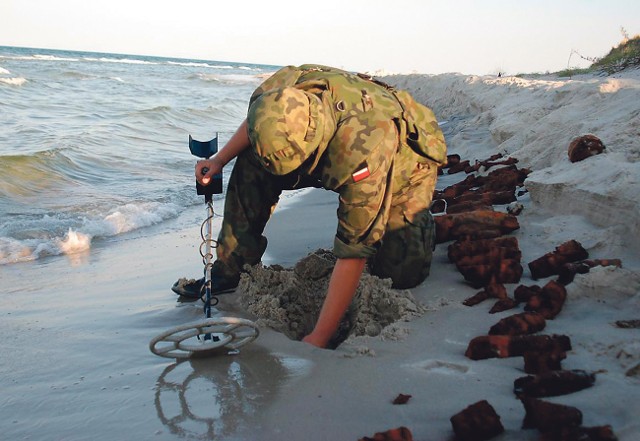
[0,46,280,266]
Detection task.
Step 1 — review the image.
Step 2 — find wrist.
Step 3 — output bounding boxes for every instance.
[211,155,226,168]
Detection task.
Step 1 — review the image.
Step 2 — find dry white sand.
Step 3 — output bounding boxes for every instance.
[1,69,639,441]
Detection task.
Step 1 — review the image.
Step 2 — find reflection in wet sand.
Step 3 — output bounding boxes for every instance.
[154,347,310,439]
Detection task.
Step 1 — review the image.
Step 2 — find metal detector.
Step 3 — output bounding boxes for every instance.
[150,135,259,359]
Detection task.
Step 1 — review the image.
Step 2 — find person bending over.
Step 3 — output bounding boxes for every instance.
[175,64,447,348]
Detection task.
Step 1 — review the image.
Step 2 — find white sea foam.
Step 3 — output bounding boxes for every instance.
[57,228,92,255]
[0,67,10,74]
[102,202,181,235]
[196,73,262,85]
[32,54,79,62]
[0,202,181,265]
[168,61,216,68]
[0,77,27,86]
[83,57,157,65]
[0,234,84,265]
[0,237,34,264]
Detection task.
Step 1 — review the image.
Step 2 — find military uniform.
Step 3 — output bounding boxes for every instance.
[215,65,446,289]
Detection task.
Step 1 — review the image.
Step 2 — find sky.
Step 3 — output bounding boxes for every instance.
[1,0,639,75]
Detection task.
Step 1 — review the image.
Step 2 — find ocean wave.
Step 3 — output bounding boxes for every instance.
[0,147,160,202]
[0,229,90,265]
[0,53,80,63]
[0,46,254,266]
[2,52,156,67]
[33,54,79,62]
[61,70,96,80]
[0,67,10,74]
[0,201,181,265]
[83,56,158,65]
[180,62,264,71]
[103,202,181,234]
[195,73,263,85]
[0,149,81,197]
[168,61,217,69]
[1,49,273,74]
[0,77,27,86]
[60,70,126,83]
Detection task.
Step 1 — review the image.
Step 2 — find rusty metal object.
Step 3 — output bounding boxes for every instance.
[514,369,596,398]
[521,397,583,433]
[433,163,530,215]
[523,349,568,374]
[464,282,507,306]
[359,427,413,441]
[489,297,519,313]
[465,334,571,360]
[434,210,520,244]
[568,134,606,163]
[392,393,412,405]
[524,280,567,319]
[528,240,589,280]
[514,284,542,303]
[457,259,523,289]
[448,237,520,263]
[448,159,471,174]
[447,235,523,289]
[615,319,640,329]
[450,400,504,441]
[489,312,546,336]
[557,259,623,285]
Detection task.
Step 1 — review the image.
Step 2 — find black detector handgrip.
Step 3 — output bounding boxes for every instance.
[190,136,223,198]
[197,167,223,197]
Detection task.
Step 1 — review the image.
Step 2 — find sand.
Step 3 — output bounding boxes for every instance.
[233,249,425,348]
[1,69,639,441]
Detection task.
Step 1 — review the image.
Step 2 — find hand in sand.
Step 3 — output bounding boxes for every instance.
[302,333,326,348]
[302,258,366,349]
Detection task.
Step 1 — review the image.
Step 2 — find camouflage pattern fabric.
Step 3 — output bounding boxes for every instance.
[248,87,327,175]
[215,64,446,289]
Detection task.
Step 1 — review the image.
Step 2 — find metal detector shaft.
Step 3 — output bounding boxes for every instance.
[203,200,215,340]
[149,133,259,359]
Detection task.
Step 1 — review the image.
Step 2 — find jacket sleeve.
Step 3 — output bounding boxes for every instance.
[329,115,397,259]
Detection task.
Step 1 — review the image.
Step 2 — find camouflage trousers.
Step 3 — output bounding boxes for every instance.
[215,148,438,289]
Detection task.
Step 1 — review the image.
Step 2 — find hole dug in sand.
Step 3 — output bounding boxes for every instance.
[236,249,426,349]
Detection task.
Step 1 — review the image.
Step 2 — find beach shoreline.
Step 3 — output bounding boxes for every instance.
[2,70,639,441]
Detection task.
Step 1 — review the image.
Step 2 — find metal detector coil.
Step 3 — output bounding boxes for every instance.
[149,317,259,359]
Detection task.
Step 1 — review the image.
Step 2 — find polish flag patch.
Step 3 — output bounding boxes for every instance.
[352,165,371,183]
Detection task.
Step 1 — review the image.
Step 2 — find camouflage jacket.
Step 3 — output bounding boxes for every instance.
[249,64,446,258]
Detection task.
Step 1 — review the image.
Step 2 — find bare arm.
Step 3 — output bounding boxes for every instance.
[302,257,366,348]
[196,119,251,185]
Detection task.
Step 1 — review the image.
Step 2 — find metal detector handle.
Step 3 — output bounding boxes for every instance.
[189,135,223,198]
[197,166,223,199]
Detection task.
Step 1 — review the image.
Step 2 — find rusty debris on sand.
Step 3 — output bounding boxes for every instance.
[450,400,504,441]
[568,134,606,163]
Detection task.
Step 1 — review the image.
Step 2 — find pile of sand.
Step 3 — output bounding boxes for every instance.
[236,249,426,348]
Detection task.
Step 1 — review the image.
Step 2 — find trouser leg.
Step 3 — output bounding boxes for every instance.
[215,150,287,278]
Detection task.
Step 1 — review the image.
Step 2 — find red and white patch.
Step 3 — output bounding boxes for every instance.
[352,166,370,183]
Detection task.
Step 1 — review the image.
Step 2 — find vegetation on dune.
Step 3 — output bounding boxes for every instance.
[590,34,640,73]
[558,28,640,77]
[514,28,640,78]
